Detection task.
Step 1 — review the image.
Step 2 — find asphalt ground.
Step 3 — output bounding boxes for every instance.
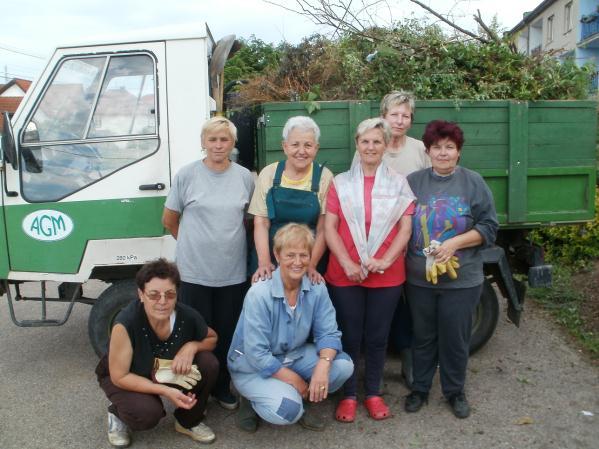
[1,282,597,449]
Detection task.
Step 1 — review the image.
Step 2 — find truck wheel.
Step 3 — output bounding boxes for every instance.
[469,279,499,354]
[88,279,137,357]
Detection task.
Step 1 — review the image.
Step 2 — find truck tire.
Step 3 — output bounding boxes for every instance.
[88,279,137,357]
[469,279,499,354]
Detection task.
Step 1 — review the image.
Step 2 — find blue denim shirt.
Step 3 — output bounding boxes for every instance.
[228,268,343,378]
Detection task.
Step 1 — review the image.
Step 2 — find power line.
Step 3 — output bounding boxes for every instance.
[0,43,45,60]
[0,72,33,81]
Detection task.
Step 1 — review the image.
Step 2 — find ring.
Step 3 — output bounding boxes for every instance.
[320,385,326,390]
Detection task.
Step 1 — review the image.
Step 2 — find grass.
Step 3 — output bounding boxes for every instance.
[528,264,599,359]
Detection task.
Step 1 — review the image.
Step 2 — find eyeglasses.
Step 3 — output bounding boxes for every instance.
[144,290,177,302]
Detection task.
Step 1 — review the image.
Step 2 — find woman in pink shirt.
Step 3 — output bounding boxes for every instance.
[325,118,415,422]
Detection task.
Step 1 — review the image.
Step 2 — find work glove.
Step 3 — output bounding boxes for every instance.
[152,358,202,390]
[423,240,460,284]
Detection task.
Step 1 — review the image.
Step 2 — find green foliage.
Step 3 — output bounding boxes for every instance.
[224,36,280,83]
[234,21,592,104]
[531,187,599,266]
[528,265,599,357]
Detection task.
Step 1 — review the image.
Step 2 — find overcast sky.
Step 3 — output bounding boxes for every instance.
[1,0,542,82]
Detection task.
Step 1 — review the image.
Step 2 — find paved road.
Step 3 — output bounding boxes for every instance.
[1,282,597,449]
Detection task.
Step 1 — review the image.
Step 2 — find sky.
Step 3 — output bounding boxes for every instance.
[1,0,543,83]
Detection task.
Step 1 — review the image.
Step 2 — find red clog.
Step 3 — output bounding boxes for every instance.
[335,398,358,423]
[364,396,391,420]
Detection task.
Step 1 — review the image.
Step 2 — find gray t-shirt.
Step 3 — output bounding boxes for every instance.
[165,161,254,287]
[406,166,498,288]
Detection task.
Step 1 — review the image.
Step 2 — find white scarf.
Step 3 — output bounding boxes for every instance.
[335,159,415,276]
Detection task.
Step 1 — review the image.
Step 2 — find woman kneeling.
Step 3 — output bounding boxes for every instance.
[228,223,353,432]
[96,259,219,447]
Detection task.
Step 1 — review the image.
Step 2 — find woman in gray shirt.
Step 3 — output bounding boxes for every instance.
[404,120,498,419]
[162,117,254,410]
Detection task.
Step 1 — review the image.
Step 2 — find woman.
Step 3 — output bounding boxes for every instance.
[404,120,498,419]
[380,90,431,176]
[249,116,334,284]
[380,90,431,388]
[325,118,415,422]
[96,259,219,446]
[228,223,353,432]
[162,117,254,409]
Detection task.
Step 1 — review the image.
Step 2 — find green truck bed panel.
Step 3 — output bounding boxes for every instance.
[257,100,597,226]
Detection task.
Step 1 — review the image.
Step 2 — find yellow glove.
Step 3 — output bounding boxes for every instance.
[152,358,202,390]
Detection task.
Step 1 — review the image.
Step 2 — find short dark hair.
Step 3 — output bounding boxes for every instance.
[135,258,180,291]
[422,120,465,150]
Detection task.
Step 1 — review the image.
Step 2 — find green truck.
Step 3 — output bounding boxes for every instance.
[1,32,597,355]
[254,99,597,351]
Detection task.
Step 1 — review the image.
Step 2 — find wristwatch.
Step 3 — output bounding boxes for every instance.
[319,356,332,362]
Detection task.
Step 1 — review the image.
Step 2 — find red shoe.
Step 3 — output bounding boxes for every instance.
[335,398,357,423]
[364,396,391,420]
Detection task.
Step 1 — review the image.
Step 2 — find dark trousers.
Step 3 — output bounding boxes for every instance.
[328,284,402,397]
[179,280,248,397]
[389,291,413,351]
[99,351,218,430]
[406,283,483,397]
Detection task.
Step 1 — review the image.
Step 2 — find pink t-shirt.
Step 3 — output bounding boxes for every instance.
[325,176,414,288]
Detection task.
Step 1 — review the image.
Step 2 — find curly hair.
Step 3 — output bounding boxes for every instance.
[422,120,464,150]
[135,258,180,291]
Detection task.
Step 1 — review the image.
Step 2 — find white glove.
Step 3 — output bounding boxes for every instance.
[151,358,202,390]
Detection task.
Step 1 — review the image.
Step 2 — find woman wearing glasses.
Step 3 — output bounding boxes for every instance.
[95,259,219,446]
[162,117,254,410]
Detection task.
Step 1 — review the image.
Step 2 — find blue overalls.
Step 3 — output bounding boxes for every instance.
[250,160,326,272]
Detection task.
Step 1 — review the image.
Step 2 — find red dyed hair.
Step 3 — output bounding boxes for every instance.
[422,120,464,150]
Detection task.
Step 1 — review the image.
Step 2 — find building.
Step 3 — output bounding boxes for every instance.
[510,0,599,89]
[0,78,31,133]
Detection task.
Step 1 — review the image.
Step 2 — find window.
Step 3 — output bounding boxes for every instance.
[19,53,158,202]
[564,2,572,33]
[547,15,554,43]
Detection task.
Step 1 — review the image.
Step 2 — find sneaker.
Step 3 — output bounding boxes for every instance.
[448,392,470,419]
[236,397,259,433]
[107,412,130,448]
[214,391,239,410]
[404,391,428,413]
[175,419,216,444]
[298,402,326,431]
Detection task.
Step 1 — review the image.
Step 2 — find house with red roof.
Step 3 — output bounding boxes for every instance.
[0,78,32,132]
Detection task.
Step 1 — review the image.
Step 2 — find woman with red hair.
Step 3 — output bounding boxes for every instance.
[404,120,498,419]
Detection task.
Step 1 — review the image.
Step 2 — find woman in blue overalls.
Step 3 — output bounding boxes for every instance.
[248,116,334,284]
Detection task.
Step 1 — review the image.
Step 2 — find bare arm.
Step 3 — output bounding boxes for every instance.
[324,211,366,283]
[307,214,326,283]
[170,327,218,374]
[272,366,308,399]
[108,324,197,410]
[365,214,412,273]
[162,208,181,240]
[252,215,275,282]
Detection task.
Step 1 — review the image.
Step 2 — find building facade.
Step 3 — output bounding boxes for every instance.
[510,0,599,89]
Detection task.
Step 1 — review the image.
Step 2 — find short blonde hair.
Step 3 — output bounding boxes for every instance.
[273,223,315,256]
[379,91,415,118]
[355,117,392,145]
[201,116,237,142]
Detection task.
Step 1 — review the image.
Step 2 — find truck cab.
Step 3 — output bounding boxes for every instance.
[0,29,232,354]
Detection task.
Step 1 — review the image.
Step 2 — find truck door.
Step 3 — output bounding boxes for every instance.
[3,42,169,276]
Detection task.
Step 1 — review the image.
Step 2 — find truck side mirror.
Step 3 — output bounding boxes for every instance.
[22,122,43,173]
[2,111,18,170]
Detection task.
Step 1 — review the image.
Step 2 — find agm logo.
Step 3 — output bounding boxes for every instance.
[22,210,74,242]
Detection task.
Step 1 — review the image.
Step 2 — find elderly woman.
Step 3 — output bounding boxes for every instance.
[249,116,334,284]
[95,259,219,446]
[380,90,431,388]
[404,120,498,419]
[325,118,415,422]
[162,117,254,409]
[228,223,354,432]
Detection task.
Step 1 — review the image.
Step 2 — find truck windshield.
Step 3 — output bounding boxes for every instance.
[19,53,158,202]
